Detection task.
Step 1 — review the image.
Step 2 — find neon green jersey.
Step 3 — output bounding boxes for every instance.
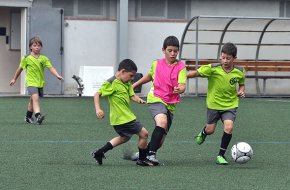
[98,76,136,126]
[197,63,245,110]
[19,54,53,88]
[147,60,187,113]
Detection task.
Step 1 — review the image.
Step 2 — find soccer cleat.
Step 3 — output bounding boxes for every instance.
[25,116,34,124]
[216,155,228,165]
[195,132,206,145]
[91,150,105,165]
[136,158,154,166]
[36,115,45,125]
[147,154,159,166]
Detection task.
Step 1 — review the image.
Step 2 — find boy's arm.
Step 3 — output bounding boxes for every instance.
[132,74,152,89]
[48,67,64,80]
[130,94,146,104]
[237,84,245,98]
[174,83,186,95]
[10,67,23,86]
[187,70,199,78]
[94,92,105,119]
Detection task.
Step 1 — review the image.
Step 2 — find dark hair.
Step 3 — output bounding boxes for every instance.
[221,42,237,58]
[118,59,137,72]
[163,36,180,49]
[29,36,43,48]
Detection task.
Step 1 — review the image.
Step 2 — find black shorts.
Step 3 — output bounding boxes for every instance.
[207,108,237,124]
[27,86,44,97]
[113,120,143,138]
[148,102,173,133]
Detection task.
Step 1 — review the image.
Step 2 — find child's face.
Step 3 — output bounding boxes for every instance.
[220,52,236,70]
[30,42,42,54]
[162,46,179,64]
[120,70,136,83]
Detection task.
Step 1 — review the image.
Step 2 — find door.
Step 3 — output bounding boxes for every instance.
[29,7,63,94]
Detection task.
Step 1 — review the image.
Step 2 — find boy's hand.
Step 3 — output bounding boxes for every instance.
[96,109,104,119]
[139,98,146,104]
[57,76,64,81]
[237,91,245,98]
[173,86,180,94]
[9,79,16,86]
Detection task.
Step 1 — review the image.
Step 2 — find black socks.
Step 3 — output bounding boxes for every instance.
[148,126,166,154]
[219,132,232,156]
[99,142,113,154]
[26,111,33,118]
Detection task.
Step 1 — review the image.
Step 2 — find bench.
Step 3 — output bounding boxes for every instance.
[185,59,290,95]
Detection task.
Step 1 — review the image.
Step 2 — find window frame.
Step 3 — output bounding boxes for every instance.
[136,0,188,20]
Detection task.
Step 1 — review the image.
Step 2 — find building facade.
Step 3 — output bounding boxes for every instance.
[0,0,289,95]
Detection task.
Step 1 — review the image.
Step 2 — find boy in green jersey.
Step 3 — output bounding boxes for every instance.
[92,59,152,166]
[187,42,246,165]
[10,36,64,125]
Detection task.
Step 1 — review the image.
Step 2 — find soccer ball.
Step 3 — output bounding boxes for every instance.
[231,142,253,164]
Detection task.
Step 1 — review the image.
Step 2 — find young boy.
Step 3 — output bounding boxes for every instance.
[187,42,246,165]
[91,59,152,166]
[132,36,187,165]
[10,36,64,125]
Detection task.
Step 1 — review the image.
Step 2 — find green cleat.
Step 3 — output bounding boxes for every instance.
[195,132,206,145]
[216,155,228,165]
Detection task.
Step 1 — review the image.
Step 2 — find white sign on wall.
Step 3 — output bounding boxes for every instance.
[79,66,114,96]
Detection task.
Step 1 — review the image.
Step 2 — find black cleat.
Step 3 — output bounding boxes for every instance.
[136,158,154,166]
[91,150,105,165]
[36,115,45,125]
[25,116,34,124]
[147,154,160,166]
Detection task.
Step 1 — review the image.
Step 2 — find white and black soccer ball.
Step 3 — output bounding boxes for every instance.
[231,142,253,164]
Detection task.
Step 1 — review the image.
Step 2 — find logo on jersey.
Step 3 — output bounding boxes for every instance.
[230,77,238,85]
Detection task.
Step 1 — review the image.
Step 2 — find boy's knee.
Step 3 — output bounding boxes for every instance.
[139,127,149,139]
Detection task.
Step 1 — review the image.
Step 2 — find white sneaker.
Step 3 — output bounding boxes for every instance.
[147,154,159,166]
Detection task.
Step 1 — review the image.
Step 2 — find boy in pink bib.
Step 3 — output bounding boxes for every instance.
[132,36,187,165]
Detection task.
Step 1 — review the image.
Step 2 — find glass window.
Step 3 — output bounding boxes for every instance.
[140,0,165,18]
[137,0,187,20]
[52,0,74,16]
[286,1,290,17]
[167,0,186,19]
[78,0,104,16]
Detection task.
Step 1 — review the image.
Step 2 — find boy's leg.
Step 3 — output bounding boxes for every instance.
[92,136,128,165]
[216,131,232,165]
[27,87,45,125]
[25,88,36,124]
[216,110,236,165]
[25,98,34,123]
[147,104,173,165]
[137,127,148,159]
[147,113,167,165]
[196,108,219,145]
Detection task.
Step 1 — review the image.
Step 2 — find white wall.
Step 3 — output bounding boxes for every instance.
[63,20,117,94]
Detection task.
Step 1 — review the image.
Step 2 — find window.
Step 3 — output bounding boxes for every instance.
[280,0,290,17]
[78,0,104,16]
[140,0,165,18]
[52,0,115,18]
[136,0,188,20]
[52,0,74,17]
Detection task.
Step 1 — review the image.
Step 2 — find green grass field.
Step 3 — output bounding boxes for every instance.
[0,96,290,190]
